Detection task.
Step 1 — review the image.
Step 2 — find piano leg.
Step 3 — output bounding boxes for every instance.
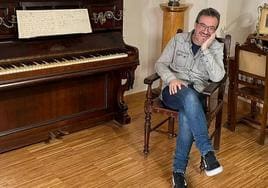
[114,68,136,125]
[115,101,131,125]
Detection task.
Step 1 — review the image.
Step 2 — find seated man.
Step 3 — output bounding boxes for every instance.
[155,7,224,188]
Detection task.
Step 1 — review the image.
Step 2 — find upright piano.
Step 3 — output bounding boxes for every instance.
[0,0,139,153]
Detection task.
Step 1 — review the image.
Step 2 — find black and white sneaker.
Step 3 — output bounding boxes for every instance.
[200,151,223,176]
[172,172,187,188]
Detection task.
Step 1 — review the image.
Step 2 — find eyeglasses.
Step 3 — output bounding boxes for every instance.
[197,23,216,33]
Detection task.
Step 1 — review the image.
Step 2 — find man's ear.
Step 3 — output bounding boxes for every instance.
[194,22,198,30]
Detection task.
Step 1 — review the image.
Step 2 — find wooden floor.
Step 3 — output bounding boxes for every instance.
[0,92,268,188]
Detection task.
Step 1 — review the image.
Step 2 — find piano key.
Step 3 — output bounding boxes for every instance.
[13,63,25,67]
[35,61,45,65]
[0,65,7,69]
[0,51,128,75]
[2,64,13,69]
[71,56,79,60]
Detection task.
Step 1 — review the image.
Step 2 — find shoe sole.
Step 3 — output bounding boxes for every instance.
[172,176,175,187]
[205,166,223,176]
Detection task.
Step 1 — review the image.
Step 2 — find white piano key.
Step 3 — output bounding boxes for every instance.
[0,52,128,75]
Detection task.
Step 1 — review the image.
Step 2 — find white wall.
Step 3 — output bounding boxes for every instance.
[123,0,165,94]
[123,0,267,94]
[223,0,267,55]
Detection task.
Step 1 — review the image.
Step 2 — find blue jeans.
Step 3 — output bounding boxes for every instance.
[162,85,213,174]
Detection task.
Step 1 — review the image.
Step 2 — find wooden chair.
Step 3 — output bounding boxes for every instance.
[143,34,231,154]
[227,42,268,145]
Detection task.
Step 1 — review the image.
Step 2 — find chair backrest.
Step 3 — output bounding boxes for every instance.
[235,43,268,80]
[176,29,231,67]
[216,35,231,71]
[204,35,231,117]
[232,43,268,102]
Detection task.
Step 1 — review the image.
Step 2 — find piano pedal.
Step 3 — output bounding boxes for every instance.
[44,132,56,144]
[54,130,69,139]
[58,130,69,136]
[44,138,51,144]
[49,131,57,140]
[53,131,62,139]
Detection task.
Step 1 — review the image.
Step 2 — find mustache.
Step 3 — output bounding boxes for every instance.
[199,31,211,37]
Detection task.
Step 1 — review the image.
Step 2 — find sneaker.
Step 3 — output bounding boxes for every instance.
[200,151,223,176]
[172,172,187,188]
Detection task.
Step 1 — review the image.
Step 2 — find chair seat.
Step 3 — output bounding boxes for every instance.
[151,98,178,118]
[238,86,264,103]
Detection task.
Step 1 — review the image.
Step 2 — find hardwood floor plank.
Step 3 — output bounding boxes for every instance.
[0,92,267,187]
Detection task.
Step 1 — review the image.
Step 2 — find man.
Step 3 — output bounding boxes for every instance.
[155,8,224,188]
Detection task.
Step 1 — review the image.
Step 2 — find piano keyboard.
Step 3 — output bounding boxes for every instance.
[0,52,128,76]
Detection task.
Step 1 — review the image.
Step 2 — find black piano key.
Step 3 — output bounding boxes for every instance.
[31,62,38,65]
[23,62,35,66]
[9,64,17,68]
[1,64,13,69]
[89,53,99,57]
[62,56,74,61]
[0,65,7,69]
[45,58,57,64]
[13,63,25,67]
[8,64,15,69]
[47,58,60,64]
[42,60,53,64]
[103,51,111,55]
[36,61,46,65]
[61,58,68,61]
[79,55,86,59]
[71,56,79,60]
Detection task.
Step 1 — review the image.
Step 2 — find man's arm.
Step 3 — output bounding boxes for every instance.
[201,34,225,82]
[155,37,177,84]
[155,36,188,95]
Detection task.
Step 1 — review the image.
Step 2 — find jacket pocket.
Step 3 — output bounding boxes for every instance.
[172,50,188,68]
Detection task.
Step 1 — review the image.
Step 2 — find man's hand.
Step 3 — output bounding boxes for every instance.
[201,33,216,51]
[169,79,188,95]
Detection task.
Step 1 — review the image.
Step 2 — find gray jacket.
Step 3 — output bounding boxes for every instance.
[155,31,225,93]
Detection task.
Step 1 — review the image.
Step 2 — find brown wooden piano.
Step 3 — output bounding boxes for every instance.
[0,0,139,153]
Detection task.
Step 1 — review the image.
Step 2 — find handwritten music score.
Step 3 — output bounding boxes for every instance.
[16,9,92,39]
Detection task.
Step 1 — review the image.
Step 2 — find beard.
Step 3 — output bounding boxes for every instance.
[194,31,211,45]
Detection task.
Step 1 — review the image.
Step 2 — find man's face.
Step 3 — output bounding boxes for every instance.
[194,15,218,44]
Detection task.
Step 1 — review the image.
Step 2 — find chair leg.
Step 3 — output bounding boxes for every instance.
[258,105,268,145]
[144,109,152,154]
[229,95,238,132]
[250,101,259,119]
[168,117,176,138]
[213,109,223,150]
[226,77,235,130]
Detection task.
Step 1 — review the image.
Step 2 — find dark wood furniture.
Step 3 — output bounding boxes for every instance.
[143,34,231,154]
[0,0,139,153]
[227,36,268,145]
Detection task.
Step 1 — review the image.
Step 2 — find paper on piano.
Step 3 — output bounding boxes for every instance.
[16,9,92,39]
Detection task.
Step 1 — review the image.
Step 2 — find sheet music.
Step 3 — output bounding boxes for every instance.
[16,9,92,39]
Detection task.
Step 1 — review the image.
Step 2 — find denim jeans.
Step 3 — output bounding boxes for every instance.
[162,85,213,174]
